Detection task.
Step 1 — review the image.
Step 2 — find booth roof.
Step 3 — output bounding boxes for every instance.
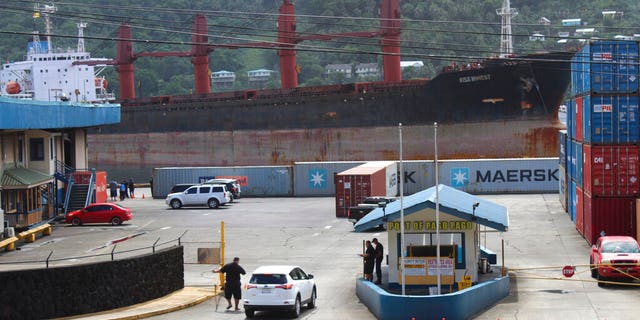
[353,184,509,232]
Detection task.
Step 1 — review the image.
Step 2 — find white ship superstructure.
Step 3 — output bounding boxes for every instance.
[0,4,115,102]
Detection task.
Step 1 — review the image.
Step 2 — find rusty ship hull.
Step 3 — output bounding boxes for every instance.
[87,52,571,182]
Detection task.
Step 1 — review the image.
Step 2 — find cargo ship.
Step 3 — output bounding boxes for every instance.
[1,1,573,182]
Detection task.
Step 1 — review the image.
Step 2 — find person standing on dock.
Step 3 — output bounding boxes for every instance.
[372,238,384,284]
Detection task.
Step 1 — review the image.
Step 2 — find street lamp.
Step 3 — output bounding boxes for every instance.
[472,202,481,273]
[379,201,387,222]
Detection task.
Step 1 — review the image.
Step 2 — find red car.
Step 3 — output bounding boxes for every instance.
[66,203,132,226]
[590,236,640,287]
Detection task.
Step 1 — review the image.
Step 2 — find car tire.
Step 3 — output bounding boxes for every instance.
[290,295,301,318]
[207,198,220,209]
[244,308,254,318]
[71,218,82,226]
[170,199,182,209]
[590,259,597,278]
[597,273,606,287]
[111,217,122,225]
[307,288,317,309]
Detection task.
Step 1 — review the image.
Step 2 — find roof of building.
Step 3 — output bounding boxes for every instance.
[354,184,509,232]
[0,166,53,190]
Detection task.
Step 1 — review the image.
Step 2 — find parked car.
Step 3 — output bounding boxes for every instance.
[165,184,229,209]
[590,235,640,287]
[205,178,241,201]
[66,203,132,226]
[169,183,196,194]
[243,265,317,318]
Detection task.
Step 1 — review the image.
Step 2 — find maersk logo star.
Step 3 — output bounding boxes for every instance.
[309,169,327,188]
[451,168,469,187]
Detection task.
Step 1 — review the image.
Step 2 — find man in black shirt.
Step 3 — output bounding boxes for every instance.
[213,257,246,311]
[372,238,384,284]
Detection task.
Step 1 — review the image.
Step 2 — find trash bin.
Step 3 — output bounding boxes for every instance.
[479,258,489,274]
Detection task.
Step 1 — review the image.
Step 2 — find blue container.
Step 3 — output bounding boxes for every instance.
[569,180,577,221]
[569,139,583,186]
[581,94,640,144]
[559,164,568,212]
[571,41,640,95]
[616,42,640,92]
[559,130,567,166]
[567,139,574,180]
[152,166,293,198]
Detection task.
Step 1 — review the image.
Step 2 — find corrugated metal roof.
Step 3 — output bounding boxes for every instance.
[0,167,53,189]
[354,184,509,232]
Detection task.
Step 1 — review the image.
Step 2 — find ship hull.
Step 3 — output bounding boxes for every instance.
[89,119,563,182]
[87,52,572,181]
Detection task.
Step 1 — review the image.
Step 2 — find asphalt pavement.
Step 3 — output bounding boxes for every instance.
[4,189,640,320]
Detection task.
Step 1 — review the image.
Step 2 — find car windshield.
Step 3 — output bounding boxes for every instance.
[249,273,287,284]
[602,241,640,253]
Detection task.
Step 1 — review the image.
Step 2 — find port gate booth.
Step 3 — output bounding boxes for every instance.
[354,184,508,290]
[0,166,55,228]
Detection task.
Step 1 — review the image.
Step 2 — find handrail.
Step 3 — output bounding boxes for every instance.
[63,179,74,217]
[84,168,96,207]
[0,236,185,268]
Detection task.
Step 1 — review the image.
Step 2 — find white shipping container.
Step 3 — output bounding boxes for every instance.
[357,161,398,196]
[437,158,560,193]
[400,160,436,195]
[293,161,365,196]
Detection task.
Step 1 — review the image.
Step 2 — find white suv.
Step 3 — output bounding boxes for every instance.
[165,184,229,209]
[243,265,317,318]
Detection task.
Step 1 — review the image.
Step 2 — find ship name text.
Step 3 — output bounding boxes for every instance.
[459,74,491,83]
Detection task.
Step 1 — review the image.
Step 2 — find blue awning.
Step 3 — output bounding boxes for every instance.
[354,184,509,232]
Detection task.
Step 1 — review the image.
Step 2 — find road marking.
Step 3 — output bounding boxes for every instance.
[312,233,320,237]
[324,225,332,229]
[161,226,172,230]
[138,220,154,230]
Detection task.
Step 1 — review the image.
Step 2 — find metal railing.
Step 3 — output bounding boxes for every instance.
[0,231,189,269]
[84,168,96,208]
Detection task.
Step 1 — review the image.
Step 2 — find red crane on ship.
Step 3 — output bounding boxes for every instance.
[81,0,402,100]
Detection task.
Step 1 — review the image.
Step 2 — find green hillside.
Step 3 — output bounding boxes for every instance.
[0,0,638,97]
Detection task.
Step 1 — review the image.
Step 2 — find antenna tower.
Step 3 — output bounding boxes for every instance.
[77,22,87,52]
[496,0,518,57]
[34,3,57,53]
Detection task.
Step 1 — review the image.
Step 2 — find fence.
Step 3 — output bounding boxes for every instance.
[0,231,190,270]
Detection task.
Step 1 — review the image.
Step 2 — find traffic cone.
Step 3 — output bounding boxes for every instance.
[142,193,145,199]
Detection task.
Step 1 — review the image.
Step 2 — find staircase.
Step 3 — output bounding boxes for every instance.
[67,184,90,212]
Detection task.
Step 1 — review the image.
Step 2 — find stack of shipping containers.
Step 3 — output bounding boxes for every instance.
[565,40,640,245]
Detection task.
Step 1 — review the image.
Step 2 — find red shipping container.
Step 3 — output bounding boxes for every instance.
[583,194,637,246]
[335,163,395,218]
[575,96,584,142]
[582,144,640,197]
[575,186,584,237]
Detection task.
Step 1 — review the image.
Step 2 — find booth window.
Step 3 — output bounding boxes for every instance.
[30,138,45,161]
[399,232,466,269]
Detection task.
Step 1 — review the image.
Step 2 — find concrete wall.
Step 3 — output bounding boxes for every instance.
[0,246,184,319]
[356,276,510,320]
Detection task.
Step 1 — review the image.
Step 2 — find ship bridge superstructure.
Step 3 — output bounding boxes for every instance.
[0,3,115,103]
